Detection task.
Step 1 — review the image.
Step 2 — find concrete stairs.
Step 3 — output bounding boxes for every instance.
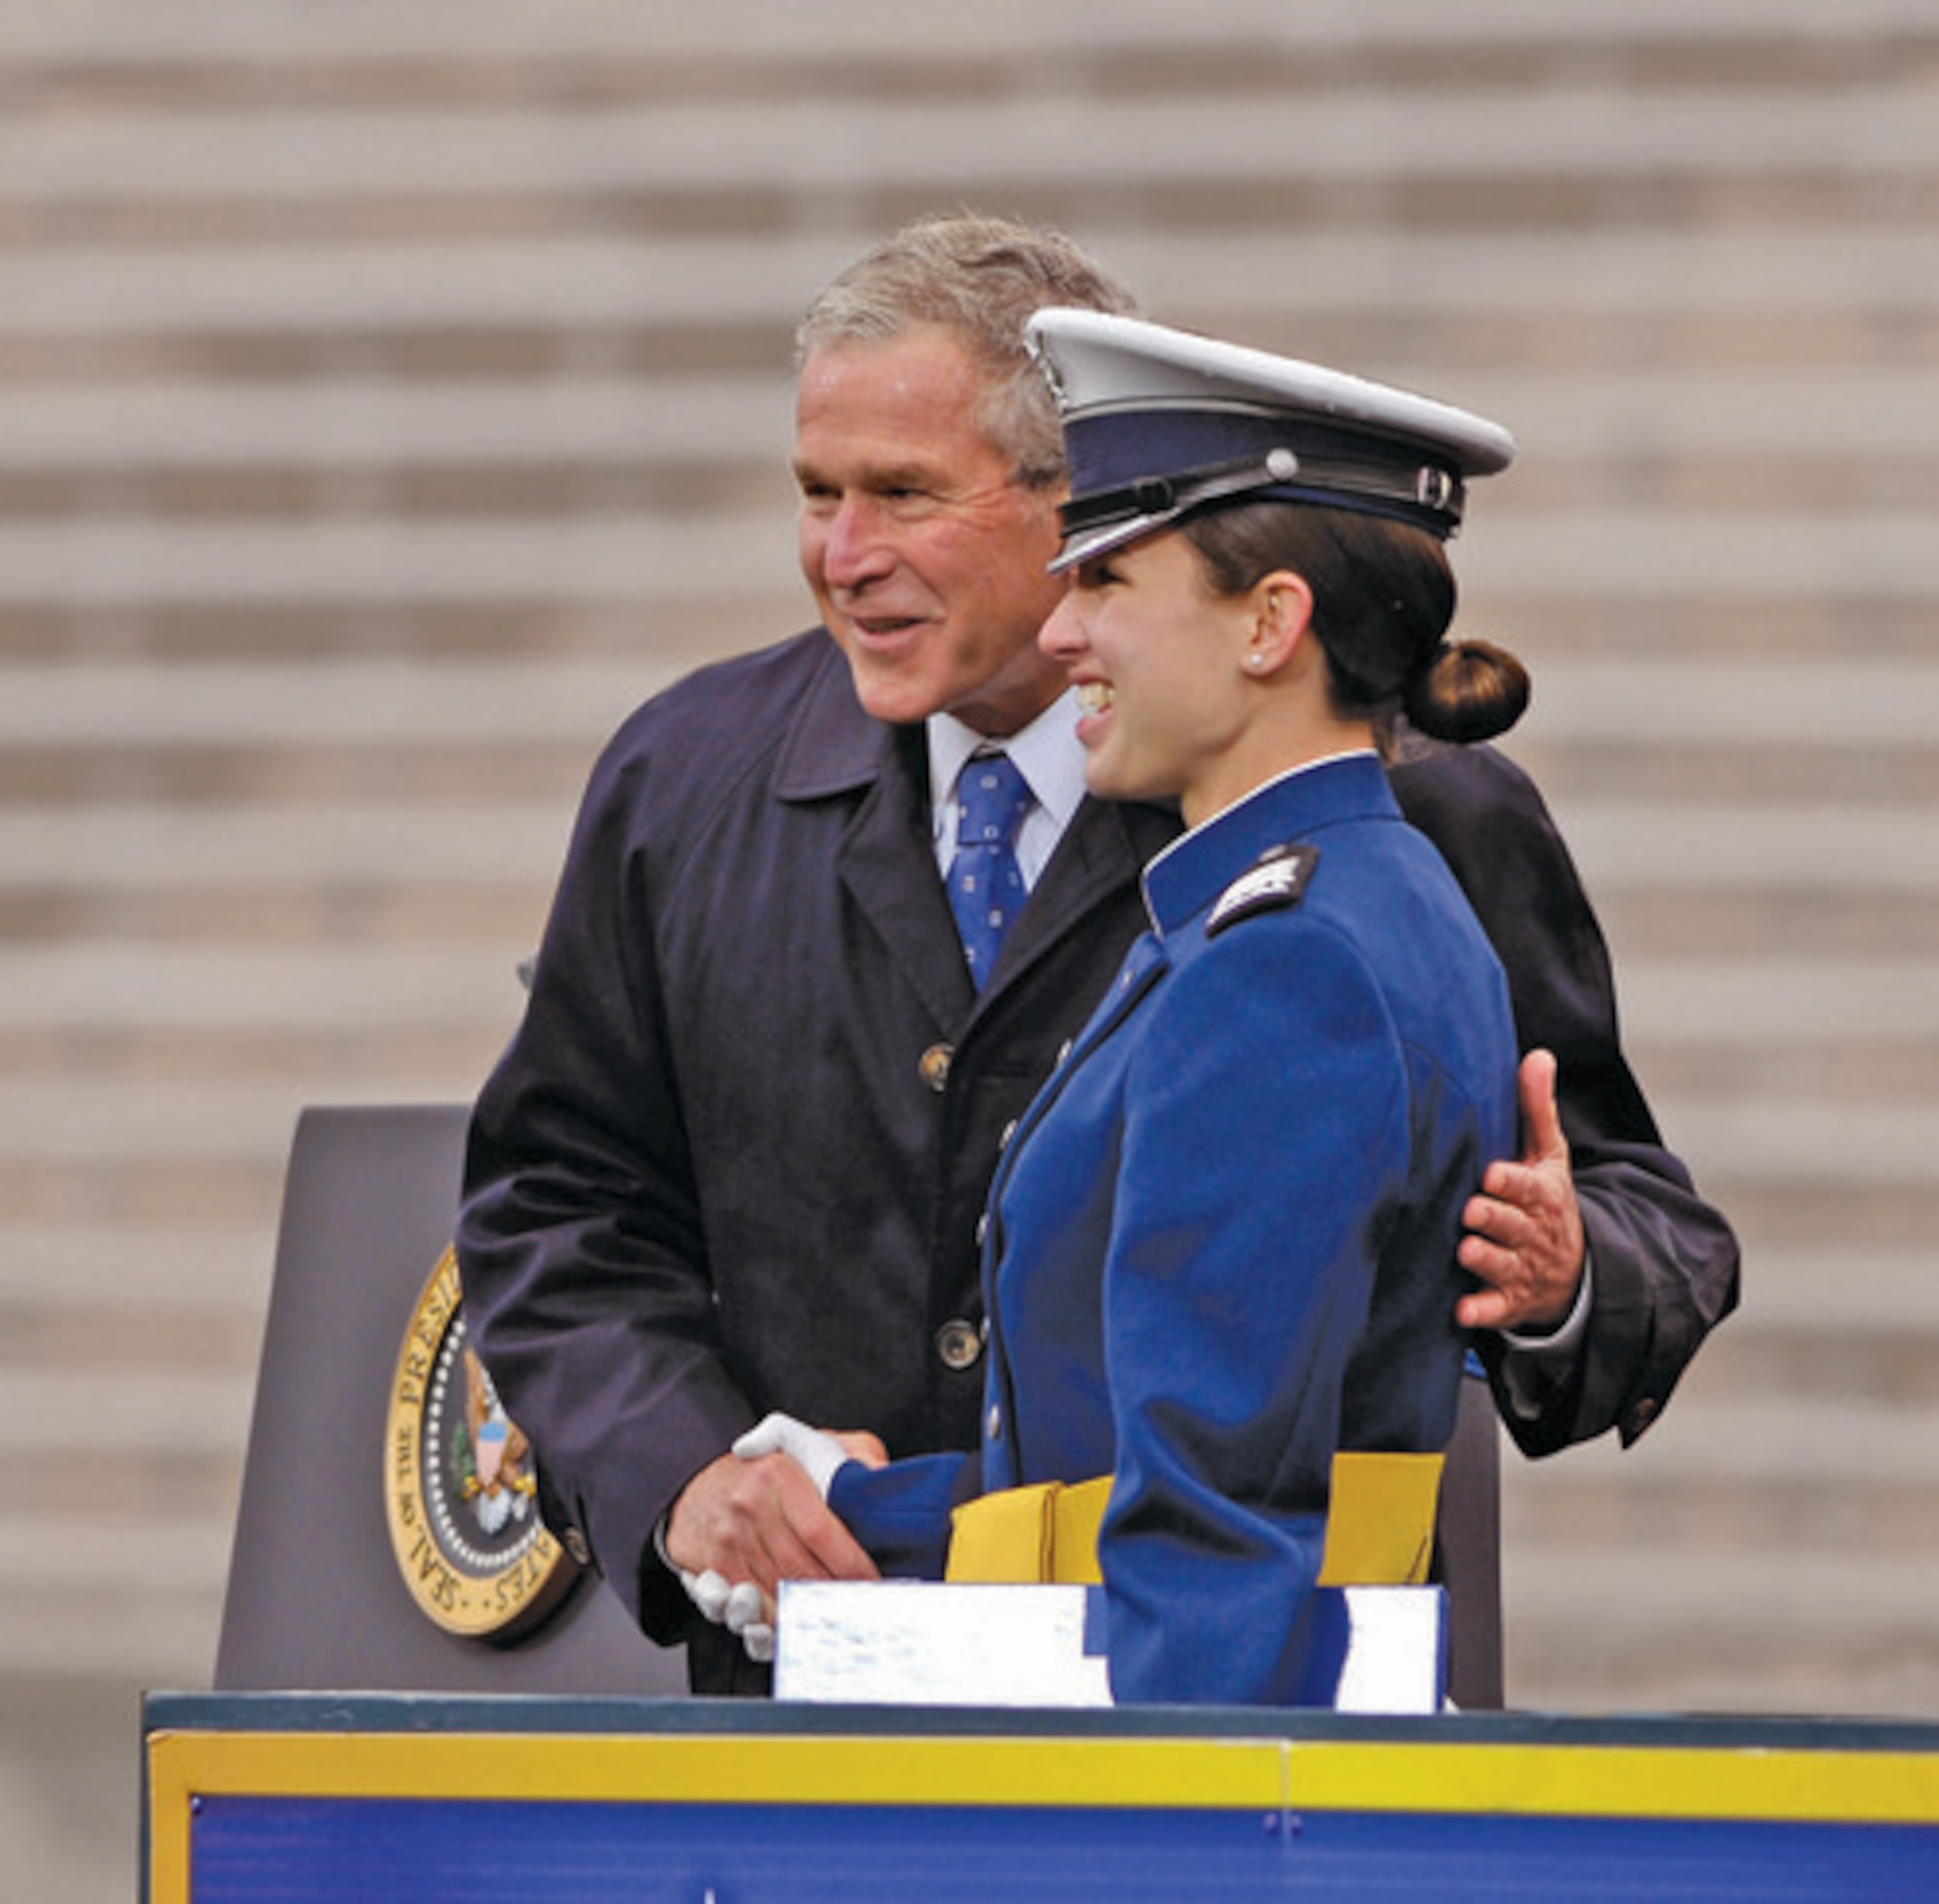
[5,33,1939,1886]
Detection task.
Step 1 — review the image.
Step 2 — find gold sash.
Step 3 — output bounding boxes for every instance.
[944,1451,1442,1589]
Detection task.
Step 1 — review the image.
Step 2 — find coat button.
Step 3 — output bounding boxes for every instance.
[562,1527,591,1567]
[986,1405,1002,1442]
[918,1042,954,1092]
[935,1318,982,1371]
[975,1213,989,1247]
[998,1118,1018,1151]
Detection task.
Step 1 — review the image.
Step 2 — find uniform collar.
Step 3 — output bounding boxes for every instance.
[1141,750,1395,934]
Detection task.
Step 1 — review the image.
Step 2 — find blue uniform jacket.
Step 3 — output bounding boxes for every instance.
[832,752,1518,1706]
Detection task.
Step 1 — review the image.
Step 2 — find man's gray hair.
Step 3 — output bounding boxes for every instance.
[796,212,1139,491]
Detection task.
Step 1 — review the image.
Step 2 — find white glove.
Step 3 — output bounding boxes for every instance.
[680,1565,733,1624]
[738,1625,775,1664]
[677,1565,775,1664]
[732,1411,852,1499]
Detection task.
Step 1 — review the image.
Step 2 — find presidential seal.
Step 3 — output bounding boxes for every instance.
[384,1246,579,1639]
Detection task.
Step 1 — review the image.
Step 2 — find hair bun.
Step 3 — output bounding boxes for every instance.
[1403,638,1530,745]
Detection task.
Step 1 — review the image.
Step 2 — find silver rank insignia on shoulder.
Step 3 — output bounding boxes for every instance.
[1206,843,1320,937]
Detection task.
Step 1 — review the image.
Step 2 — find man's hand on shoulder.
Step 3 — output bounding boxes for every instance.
[1456,1047,1586,1335]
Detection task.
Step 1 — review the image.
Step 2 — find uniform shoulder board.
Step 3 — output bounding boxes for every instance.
[1206,843,1320,937]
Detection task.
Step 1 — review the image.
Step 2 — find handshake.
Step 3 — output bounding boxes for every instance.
[672,1412,880,1663]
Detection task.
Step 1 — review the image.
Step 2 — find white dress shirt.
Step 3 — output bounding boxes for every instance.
[926,690,1088,891]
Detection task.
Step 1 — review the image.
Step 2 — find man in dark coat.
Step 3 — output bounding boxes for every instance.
[457,215,1738,1696]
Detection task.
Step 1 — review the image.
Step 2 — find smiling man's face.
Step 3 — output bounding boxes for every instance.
[793,326,1070,739]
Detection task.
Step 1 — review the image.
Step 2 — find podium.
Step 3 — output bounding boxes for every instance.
[143,1693,1939,1901]
[215,1103,683,1697]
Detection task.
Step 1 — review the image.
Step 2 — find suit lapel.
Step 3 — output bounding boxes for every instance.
[842,737,979,1031]
[772,632,1179,1031]
[776,636,974,1031]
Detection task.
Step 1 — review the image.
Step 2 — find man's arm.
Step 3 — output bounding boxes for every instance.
[1388,738,1739,1455]
[457,719,875,1644]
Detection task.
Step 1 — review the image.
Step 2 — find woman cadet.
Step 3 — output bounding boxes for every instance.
[729,308,1532,1707]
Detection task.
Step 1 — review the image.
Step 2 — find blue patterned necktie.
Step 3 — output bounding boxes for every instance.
[947,751,1033,989]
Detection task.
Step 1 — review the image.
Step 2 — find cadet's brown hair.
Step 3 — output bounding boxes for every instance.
[1182,500,1531,746]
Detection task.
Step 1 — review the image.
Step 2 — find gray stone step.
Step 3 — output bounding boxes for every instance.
[0,1564,228,1684]
[0,801,580,890]
[1526,800,1939,893]
[25,789,1932,903]
[0,512,799,604]
[9,370,1935,471]
[16,87,1939,211]
[2,0,1931,65]
[1,508,1933,613]
[4,941,526,1035]
[0,1222,270,1310]
[1512,663,1939,746]
[0,658,679,742]
[1501,1539,1939,1717]
[0,376,796,466]
[9,1370,256,1462]
[10,226,1939,340]
[1601,958,1939,1043]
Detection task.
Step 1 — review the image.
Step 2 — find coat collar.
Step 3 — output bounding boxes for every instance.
[773,631,1172,1030]
[772,633,891,802]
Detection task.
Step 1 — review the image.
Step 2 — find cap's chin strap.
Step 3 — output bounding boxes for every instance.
[1057,446,1465,551]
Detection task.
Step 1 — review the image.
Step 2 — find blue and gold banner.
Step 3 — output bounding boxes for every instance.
[145,1695,1939,1901]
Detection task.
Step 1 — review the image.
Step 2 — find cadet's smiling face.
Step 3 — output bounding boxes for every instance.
[794,328,1071,738]
[1038,531,1263,826]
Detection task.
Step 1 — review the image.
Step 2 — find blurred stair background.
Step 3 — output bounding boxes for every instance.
[5,2,1939,1890]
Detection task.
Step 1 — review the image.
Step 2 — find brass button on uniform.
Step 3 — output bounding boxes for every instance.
[918,1042,954,1092]
[562,1527,592,1567]
[935,1318,982,1372]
